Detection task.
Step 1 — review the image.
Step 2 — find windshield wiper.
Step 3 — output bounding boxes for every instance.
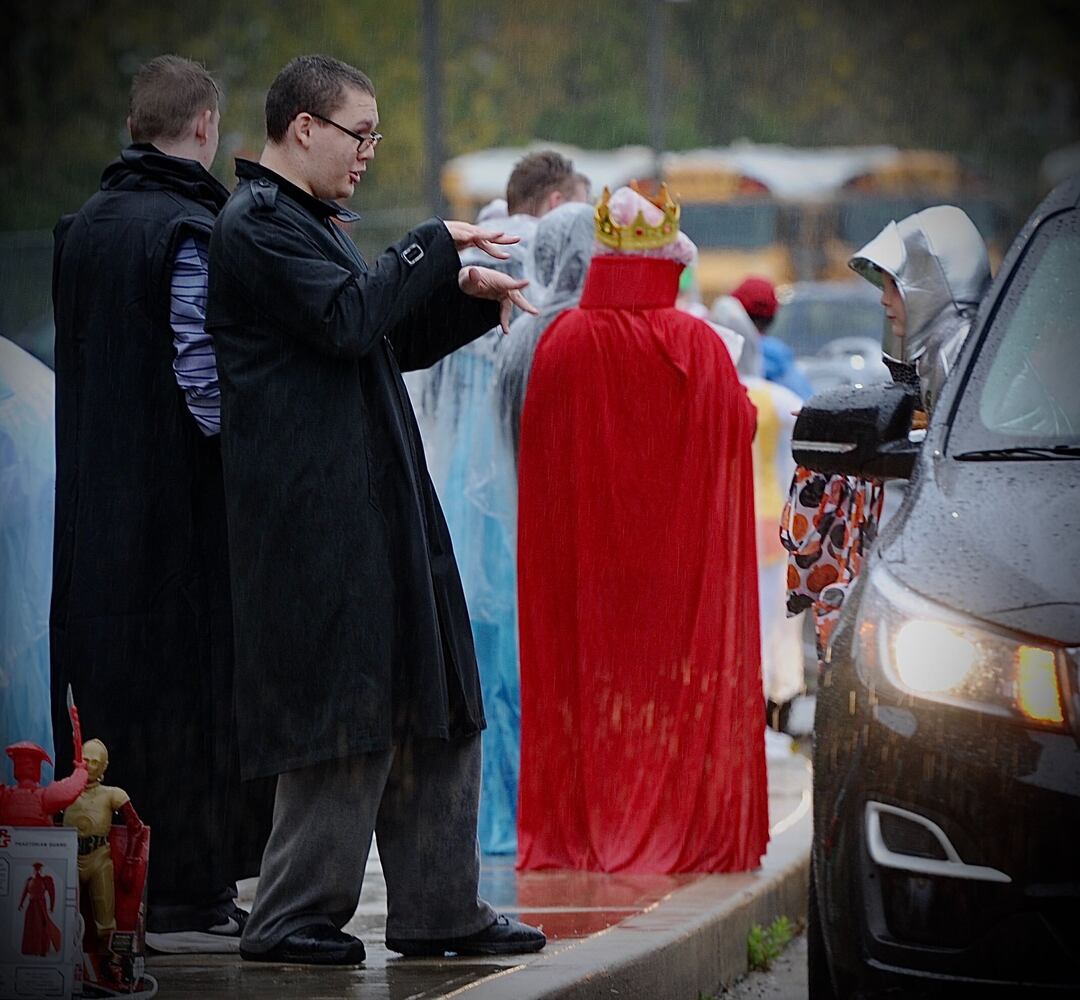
[954,445,1080,461]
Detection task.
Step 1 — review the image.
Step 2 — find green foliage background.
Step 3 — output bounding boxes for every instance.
[3,0,1078,230]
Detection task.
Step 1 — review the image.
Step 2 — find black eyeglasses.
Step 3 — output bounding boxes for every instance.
[310,113,383,151]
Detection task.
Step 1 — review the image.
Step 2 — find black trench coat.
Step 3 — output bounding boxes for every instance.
[50,146,274,899]
[207,160,500,779]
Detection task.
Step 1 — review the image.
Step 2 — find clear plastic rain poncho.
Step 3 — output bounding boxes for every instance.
[711,294,760,378]
[0,337,55,782]
[441,201,598,855]
[712,295,802,702]
[403,208,538,855]
[699,312,799,693]
[495,201,597,473]
[406,210,538,492]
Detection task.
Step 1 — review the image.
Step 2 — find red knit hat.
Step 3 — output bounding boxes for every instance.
[732,276,778,321]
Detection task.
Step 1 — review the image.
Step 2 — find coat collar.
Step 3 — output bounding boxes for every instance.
[100,144,230,213]
[235,159,360,223]
[578,256,683,310]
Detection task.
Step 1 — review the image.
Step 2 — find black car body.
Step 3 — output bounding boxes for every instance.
[800,176,1080,996]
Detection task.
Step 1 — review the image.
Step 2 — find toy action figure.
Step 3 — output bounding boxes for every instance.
[0,698,87,826]
[62,738,146,943]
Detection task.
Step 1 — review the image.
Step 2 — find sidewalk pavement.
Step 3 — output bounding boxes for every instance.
[148,738,810,1000]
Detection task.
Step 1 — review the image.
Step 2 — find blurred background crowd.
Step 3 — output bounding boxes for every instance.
[3,0,1078,368]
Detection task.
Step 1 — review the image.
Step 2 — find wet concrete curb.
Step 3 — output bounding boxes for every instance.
[455,757,812,1000]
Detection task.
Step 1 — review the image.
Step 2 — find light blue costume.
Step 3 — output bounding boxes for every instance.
[408,211,535,855]
[0,337,55,782]
[408,204,595,854]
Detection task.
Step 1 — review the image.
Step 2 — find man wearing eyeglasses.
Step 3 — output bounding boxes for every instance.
[206,55,545,966]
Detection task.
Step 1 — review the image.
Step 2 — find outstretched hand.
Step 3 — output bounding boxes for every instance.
[444,221,520,261]
[458,266,539,335]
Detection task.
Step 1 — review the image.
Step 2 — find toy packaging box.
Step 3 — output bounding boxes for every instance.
[0,823,152,1000]
[0,825,81,1000]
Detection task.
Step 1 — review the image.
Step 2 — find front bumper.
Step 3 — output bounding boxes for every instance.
[813,624,1080,994]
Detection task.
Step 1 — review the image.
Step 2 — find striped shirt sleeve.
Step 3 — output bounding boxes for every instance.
[170,233,220,436]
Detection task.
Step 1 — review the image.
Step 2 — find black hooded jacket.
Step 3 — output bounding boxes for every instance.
[50,145,273,900]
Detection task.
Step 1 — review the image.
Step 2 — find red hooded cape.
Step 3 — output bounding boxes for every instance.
[517,256,768,873]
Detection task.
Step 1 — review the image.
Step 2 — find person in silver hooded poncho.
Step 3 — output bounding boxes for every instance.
[849,204,991,413]
[781,206,992,660]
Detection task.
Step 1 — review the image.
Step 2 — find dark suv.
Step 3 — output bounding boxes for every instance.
[795,175,1080,997]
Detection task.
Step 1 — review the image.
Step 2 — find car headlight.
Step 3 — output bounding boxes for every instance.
[854,567,1067,729]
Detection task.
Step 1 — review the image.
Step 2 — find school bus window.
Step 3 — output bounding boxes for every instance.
[679,203,781,251]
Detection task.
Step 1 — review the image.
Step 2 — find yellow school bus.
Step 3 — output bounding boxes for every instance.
[441,143,656,221]
[440,142,793,300]
[662,148,794,300]
[821,149,1008,278]
[661,144,915,300]
[441,143,1007,302]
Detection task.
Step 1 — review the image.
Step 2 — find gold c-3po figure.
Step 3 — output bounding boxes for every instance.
[62,739,145,944]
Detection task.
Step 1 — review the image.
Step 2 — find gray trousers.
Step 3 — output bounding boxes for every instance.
[241,734,496,951]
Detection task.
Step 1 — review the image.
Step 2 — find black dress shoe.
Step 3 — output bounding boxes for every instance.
[386,913,546,957]
[240,924,366,965]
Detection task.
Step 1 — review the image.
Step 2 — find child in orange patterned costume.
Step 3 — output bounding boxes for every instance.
[781,470,885,659]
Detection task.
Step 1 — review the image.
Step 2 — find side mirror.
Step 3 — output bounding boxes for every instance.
[791,382,920,480]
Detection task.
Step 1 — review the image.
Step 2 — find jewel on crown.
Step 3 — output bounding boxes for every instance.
[594,181,681,252]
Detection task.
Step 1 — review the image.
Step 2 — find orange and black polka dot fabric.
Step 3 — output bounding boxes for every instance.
[779,467,885,660]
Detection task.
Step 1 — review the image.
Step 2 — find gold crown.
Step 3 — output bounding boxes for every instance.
[594,181,681,251]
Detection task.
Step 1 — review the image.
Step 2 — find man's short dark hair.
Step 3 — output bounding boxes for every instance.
[265,55,375,143]
[129,56,220,144]
[506,151,577,216]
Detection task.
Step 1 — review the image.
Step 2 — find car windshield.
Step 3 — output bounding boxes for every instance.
[679,202,780,250]
[950,207,1080,452]
[769,296,883,356]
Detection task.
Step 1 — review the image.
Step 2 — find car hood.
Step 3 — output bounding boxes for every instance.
[879,456,1080,646]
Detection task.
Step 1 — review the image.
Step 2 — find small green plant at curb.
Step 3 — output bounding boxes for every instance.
[747,915,794,971]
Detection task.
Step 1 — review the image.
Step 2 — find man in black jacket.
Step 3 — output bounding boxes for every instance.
[207,55,545,965]
[50,55,274,954]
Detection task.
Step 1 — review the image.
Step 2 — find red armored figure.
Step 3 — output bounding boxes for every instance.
[0,701,87,826]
